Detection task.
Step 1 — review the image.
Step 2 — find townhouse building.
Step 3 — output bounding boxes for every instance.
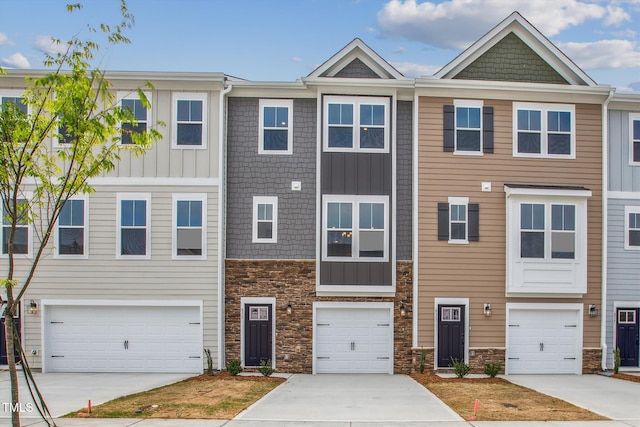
[605,94,640,371]
[224,39,415,374]
[0,71,225,373]
[414,12,613,374]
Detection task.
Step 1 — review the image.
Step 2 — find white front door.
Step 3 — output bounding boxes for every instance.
[507,306,581,374]
[44,304,202,373]
[315,304,393,374]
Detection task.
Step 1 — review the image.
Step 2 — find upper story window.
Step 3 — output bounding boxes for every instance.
[117,193,151,258]
[120,92,150,145]
[630,113,640,165]
[1,92,27,115]
[173,194,206,259]
[625,206,640,250]
[437,197,479,244]
[172,92,207,148]
[323,96,390,153]
[1,197,31,257]
[322,195,388,262]
[513,103,575,158]
[443,101,494,154]
[520,203,576,259]
[252,196,278,243]
[259,99,292,154]
[56,197,87,258]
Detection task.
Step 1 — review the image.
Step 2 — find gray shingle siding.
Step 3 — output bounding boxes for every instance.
[226,97,317,259]
[333,58,381,79]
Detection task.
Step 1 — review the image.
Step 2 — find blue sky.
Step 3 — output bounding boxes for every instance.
[1,0,639,91]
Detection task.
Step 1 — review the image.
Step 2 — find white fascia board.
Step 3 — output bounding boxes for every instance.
[504,185,592,198]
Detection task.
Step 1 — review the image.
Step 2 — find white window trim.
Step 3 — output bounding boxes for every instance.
[258,99,293,155]
[1,192,33,259]
[512,102,576,159]
[624,205,640,250]
[54,195,89,259]
[118,91,152,146]
[172,193,207,260]
[252,196,278,243]
[116,193,151,259]
[323,95,390,153]
[172,92,207,149]
[453,100,483,156]
[448,196,469,244]
[517,201,579,260]
[322,194,389,262]
[630,113,640,166]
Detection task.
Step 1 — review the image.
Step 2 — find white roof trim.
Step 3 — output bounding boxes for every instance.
[434,12,596,87]
[308,38,405,80]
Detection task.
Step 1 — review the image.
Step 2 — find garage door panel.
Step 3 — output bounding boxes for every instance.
[508,308,580,374]
[45,305,202,373]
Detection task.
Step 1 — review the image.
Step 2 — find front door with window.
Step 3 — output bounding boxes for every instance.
[0,305,20,365]
[617,308,639,367]
[244,304,273,367]
[438,305,465,368]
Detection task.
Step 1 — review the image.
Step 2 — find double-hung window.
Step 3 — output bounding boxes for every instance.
[259,100,292,154]
[437,197,479,243]
[120,92,150,145]
[1,92,27,115]
[323,96,389,152]
[57,197,87,257]
[505,185,590,295]
[323,195,388,262]
[630,113,640,165]
[117,194,150,258]
[252,196,278,243]
[1,197,31,257]
[513,103,575,158]
[173,194,206,258]
[455,100,482,153]
[625,206,640,250]
[172,93,207,148]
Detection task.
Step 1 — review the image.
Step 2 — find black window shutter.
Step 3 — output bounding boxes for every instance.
[443,105,455,152]
[438,203,449,240]
[482,106,494,153]
[468,203,480,241]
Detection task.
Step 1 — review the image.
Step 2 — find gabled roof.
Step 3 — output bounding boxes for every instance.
[308,38,405,79]
[434,11,596,86]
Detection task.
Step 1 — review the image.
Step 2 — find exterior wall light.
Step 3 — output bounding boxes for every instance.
[589,304,598,318]
[27,300,38,315]
[399,303,406,317]
[483,303,492,317]
[286,304,292,315]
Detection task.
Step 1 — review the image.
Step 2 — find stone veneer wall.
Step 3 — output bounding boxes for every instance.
[225,260,413,373]
[582,348,602,374]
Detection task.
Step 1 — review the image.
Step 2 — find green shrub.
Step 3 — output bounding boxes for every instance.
[484,362,501,378]
[419,348,427,374]
[450,358,470,378]
[227,359,242,376]
[204,348,214,375]
[258,359,274,377]
[614,348,621,374]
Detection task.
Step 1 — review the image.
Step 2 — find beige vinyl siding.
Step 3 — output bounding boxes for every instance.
[417,97,602,348]
[16,185,220,370]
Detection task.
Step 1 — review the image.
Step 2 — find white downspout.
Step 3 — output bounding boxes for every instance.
[218,81,233,370]
[601,89,614,371]
[412,92,419,349]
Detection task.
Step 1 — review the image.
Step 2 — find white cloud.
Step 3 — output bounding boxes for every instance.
[392,61,441,77]
[0,33,12,46]
[34,35,68,55]
[393,46,405,54]
[377,0,607,49]
[558,39,640,69]
[291,57,303,62]
[0,53,30,68]
[603,5,631,26]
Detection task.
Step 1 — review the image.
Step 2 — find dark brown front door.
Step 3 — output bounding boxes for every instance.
[438,305,465,368]
[244,304,273,367]
[617,308,639,367]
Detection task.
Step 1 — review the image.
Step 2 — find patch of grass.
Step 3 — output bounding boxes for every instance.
[411,373,608,422]
[65,373,285,420]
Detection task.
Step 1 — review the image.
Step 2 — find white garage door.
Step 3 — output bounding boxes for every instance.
[507,307,581,374]
[315,305,392,374]
[44,304,202,373]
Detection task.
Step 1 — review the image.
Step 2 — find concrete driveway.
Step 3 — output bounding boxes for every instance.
[233,374,466,424]
[507,374,640,421]
[0,371,191,421]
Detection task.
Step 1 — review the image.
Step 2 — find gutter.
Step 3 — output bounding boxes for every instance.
[601,89,615,371]
[217,81,233,371]
[412,92,419,348]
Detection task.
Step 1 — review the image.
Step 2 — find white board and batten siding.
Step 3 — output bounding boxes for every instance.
[313,302,394,374]
[42,301,203,373]
[506,304,583,374]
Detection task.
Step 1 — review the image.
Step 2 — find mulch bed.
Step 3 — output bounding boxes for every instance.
[190,372,287,383]
[412,372,506,384]
[612,373,640,383]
